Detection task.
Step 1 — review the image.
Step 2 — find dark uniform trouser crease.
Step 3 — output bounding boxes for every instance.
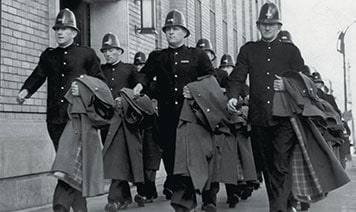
[252,120,297,212]
[48,123,87,212]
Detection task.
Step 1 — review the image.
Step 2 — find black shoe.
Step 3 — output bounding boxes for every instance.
[117,200,131,210]
[104,202,118,212]
[239,187,253,200]
[134,194,145,207]
[228,194,239,208]
[144,196,154,203]
[205,203,216,212]
[163,188,173,200]
[201,203,207,210]
[288,206,297,212]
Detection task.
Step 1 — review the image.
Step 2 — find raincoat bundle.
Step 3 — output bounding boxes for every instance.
[272,71,350,202]
[174,75,256,193]
[103,88,155,183]
[52,75,115,197]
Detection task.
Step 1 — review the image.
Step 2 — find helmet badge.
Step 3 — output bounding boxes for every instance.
[167,18,174,24]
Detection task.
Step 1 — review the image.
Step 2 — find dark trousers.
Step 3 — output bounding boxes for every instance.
[144,169,158,198]
[171,176,196,211]
[53,180,87,212]
[47,123,66,152]
[48,123,87,211]
[252,120,297,212]
[162,139,175,190]
[108,180,144,203]
[202,182,220,206]
[99,124,110,145]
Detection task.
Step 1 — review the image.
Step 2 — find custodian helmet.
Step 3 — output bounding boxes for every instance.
[52,8,79,32]
[162,9,190,37]
[219,54,235,68]
[278,30,293,43]
[134,52,146,65]
[196,38,216,60]
[100,32,124,53]
[311,72,324,84]
[256,2,282,25]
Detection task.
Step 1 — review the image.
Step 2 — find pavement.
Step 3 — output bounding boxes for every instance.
[19,159,356,212]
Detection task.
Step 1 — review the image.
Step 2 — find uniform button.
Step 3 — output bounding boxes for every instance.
[175,101,178,105]
[112,78,115,81]
[110,88,113,91]
[64,51,68,54]
[80,75,84,78]
[61,86,64,90]
[95,87,98,91]
[112,68,115,71]
[266,72,270,75]
[267,58,271,62]
[175,52,178,55]
[61,74,65,77]
[216,124,219,128]
[198,94,201,97]
[174,74,178,78]
[60,99,64,103]
[267,86,270,90]
[174,62,178,65]
[63,62,67,65]
[267,101,270,104]
[206,108,210,112]
[268,46,271,50]
[174,88,178,91]
[74,131,78,134]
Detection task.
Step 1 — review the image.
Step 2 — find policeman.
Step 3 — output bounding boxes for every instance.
[133,9,215,212]
[195,39,221,211]
[99,32,140,143]
[226,3,304,212]
[16,8,105,212]
[196,38,217,62]
[312,72,341,116]
[133,51,146,72]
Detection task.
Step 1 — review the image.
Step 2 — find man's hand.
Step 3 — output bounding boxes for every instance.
[16,89,29,105]
[273,75,285,91]
[133,83,143,97]
[115,97,122,109]
[71,81,80,96]
[183,86,193,99]
[227,98,238,113]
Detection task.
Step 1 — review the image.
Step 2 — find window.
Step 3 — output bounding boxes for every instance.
[195,0,202,42]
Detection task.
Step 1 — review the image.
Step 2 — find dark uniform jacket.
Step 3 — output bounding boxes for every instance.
[139,45,215,144]
[101,61,139,98]
[21,43,105,124]
[227,39,304,127]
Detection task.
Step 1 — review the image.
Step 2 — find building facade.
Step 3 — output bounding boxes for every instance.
[0,0,281,211]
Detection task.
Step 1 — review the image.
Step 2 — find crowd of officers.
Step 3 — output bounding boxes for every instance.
[15,2,351,212]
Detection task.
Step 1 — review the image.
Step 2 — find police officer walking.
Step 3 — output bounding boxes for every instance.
[99,32,140,143]
[133,9,215,212]
[16,8,105,212]
[226,3,304,212]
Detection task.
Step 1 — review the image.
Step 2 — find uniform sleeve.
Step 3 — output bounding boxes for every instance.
[139,51,160,88]
[86,49,106,82]
[226,45,249,99]
[197,49,216,77]
[289,45,305,72]
[21,50,49,96]
[129,65,140,88]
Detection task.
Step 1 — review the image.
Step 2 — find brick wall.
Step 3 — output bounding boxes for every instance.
[0,0,49,120]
